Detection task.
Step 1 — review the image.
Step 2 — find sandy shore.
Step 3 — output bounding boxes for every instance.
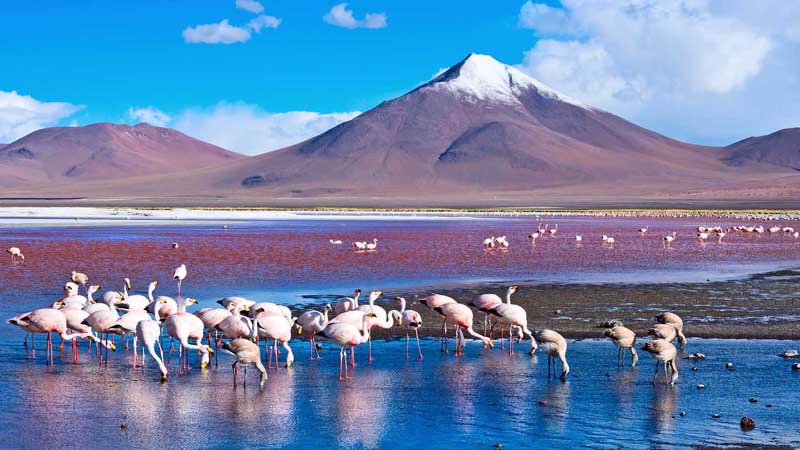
[297,268,800,341]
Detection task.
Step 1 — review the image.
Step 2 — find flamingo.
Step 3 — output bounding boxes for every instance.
[483,237,496,249]
[108,306,152,356]
[117,280,158,311]
[334,289,361,315]
[59,304,115,361]
[654,312,687,348]
[317,313,375,380]
[434,302,493,355]
[71,270,89,289]
[394,297,423,360]
[471,285,518,340]
[173,264,187,295]
[794,232,799,239]
[217,296,256,310]
[249,301,292,322]
[135,300,168,381]
[487,298,536,356]
[548,224,558,236]
[420,293,457,352]
[11,308,94,365]
[222,338,267,387]
[604,325,638,367]
[663,232,677,247]
[697,232,709,242]
[648,323,678,342]
[605,237,615,246]
[296,304,333,359]
[83,299,120,364]
[352,241,367,250]
[329,239,343,245]
[255,312,297,369]
[164,298,212,372]
[365,238,378,251]
[527,233,539,245]
[355,290,385,361]
[6,247,24,263]
[216,303,255,340]
[102,278,130,305]
[147,296,178,319]
[534,329,569,380]
[639,226,648,235]
[575,235,582,242]
[642,339,678,384]
[716,231,726,242]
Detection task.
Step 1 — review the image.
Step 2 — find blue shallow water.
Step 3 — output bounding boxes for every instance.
[0,338,798,449]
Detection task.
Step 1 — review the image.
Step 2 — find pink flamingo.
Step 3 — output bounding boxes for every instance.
[318,313,375,381]
[296,304,333,359]
[471,285,517,342]
[434,303,493,355]
[334,289,361,315]
[394,297,423,360]
[10,308,93,365]
[420,293,457,352]
[164,298,212,373]
[255,311,297,369]
[327,309,372,366]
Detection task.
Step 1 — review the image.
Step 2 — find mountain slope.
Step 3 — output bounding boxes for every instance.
[724,128,800,170]
[0,122,244,187]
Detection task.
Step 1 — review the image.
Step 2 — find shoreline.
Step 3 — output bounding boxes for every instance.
[0,206,799,226]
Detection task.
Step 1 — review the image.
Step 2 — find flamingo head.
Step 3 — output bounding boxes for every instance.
[509,285,519,294]
[369,291,382,302]
[325,303,333,313]
[124,278,131,289]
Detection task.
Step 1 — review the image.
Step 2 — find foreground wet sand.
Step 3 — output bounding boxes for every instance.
[301,268,800,341]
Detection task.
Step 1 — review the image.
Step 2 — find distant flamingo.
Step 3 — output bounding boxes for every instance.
[639,226,648,235]
[329,239,343,245]
[394,297,423,360]
[663,232,677,247]
[604,325,638,367]
[365,238,379,251]
[575,235,582,242]
[173,264,187,295]
[6,247,24,263]
[528,233,539,245]
[642,339,678,384]
[534,329,569,380]
[548,224,558,236]
[352,241,367,250]
[483,237,496,249]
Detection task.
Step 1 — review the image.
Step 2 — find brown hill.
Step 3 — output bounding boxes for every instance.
[724,128,800,171]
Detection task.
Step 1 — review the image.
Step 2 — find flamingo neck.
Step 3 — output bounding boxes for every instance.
[399,298,406,313]
[148,284,156,301]
[153,302,162,322]
[505,289,514,304]
[123,283,129,298]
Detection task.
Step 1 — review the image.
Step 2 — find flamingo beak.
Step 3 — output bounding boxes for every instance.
[297,328,303,335]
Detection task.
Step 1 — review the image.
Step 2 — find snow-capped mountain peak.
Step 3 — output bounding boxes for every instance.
[427,53,587,108]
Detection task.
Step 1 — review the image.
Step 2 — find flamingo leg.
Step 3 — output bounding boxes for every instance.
[416,329,423,360]
[338,346,345,381]
[31,333,36,359]
[350,346,355,368]
[24,333,29,358]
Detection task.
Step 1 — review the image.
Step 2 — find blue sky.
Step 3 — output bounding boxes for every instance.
[2,1,799,154]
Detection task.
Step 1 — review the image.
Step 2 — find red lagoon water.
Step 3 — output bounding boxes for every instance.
[0,215,799,308]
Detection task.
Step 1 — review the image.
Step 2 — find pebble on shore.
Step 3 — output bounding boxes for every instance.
[740,416,756,431]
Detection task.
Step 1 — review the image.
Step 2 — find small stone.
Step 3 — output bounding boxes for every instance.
[749,397,758,403]
[740,416,756,431]
[120,422,128,430]
[711,413,721,419]
[766,404,773,408]
[688,353,706,360]
[679,411,687,417]
[171,242,179,249]
[782,349,799,358]
[792,363,800,370]
[554,309,562,314]
[725,362,734,369]
[538,400,548,407]
[691,366,698,372]
[697,384,705,389]
[493,444,503,449]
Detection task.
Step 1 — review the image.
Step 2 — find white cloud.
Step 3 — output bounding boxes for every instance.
[0,90,81,143]
[324,3,387,29]
[235,0,264,14]
[169,103,360,155]
[128,106,172,127]
[182,15,280,44]
[516,0,800,144]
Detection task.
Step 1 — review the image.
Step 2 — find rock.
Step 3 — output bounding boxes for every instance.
[538,400,548,407]
[171,242,179,249]
[697,384,705,389]
[711,413,721,419]
[554,309,562,314]
[792,363,800,371]
[691,366,698,372]
[782,349,799,358]
[740,416,756,431]
[749,397,758,403]
[119,422,128,430]
[725,362,734,369]
[679,411,687,417]
[688,353,706,360]
[493,444,503,449]
[766,404,773,408]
